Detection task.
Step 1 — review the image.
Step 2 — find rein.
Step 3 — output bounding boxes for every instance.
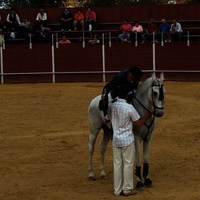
[132,82,164,141]
[133,95,155,141]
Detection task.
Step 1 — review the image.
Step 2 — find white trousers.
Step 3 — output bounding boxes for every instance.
[113,142,135,196]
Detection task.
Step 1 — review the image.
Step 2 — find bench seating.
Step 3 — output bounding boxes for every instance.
[3,19,200,44]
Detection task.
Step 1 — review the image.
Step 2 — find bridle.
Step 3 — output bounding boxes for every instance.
[151,83,165,111]
[132,81,165,141]
[133,82,164,115]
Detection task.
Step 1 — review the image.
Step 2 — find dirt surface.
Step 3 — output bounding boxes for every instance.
[0,81,199,200]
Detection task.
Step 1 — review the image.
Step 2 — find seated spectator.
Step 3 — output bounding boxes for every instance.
[59,35,71,44]
[118,19,132,43]
[170,19,183,41]
[35,24,51,43]
[19,19,32,40]
[60,8,73,31]
[6,9,21,31]
[85,7,96,31]
[130,21,144,42]
[159,18,171,42]
[88,34,100,45]
[36,9,48,27]
[142,18,159,43]
[74,9,85,30]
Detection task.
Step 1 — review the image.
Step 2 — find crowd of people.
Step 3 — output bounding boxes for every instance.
[119,18,183,43]
[0,7,184,44]
[0,7,97,43]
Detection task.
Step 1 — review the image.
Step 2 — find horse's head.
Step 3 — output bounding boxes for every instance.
[133,73,165,118]
[150,73,165,117]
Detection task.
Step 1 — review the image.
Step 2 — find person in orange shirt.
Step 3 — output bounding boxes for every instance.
[73,9,85,30]
[59,35,71,44]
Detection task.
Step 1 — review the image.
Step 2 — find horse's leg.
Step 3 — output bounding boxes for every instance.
[134,137,144,190]
[99,125,111,179]
[88,128,99,180]
[143,139,153,187]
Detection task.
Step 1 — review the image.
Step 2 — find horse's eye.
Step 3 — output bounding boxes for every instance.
[153,91,157,97]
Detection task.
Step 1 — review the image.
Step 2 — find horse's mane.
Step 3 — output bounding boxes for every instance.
[137,77,154,94]
[137,76,162,92]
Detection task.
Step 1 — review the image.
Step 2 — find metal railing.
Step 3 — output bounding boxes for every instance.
[0,32,200,84]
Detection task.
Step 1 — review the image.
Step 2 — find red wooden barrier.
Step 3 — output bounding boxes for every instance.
[1,42,199,83]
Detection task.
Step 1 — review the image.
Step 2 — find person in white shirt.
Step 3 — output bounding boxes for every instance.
[36,9,48,27]
[170,19,183,41]
[107,83,151,196]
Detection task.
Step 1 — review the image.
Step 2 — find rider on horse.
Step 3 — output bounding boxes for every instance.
[99,66,143,117]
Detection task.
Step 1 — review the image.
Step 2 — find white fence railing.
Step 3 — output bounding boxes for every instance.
[0,33,200,84]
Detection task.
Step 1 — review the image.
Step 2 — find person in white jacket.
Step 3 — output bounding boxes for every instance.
[170,19,183,41]
[36,9,48,27]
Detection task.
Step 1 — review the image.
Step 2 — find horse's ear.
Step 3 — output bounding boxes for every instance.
[160,72,164,82]
[151,72,156,78]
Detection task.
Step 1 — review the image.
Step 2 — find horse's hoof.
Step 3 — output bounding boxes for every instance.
[144,178,153,187]
[136,181,144,191]
[88,176,97,181]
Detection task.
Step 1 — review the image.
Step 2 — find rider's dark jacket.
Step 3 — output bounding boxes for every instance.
[103,69,139,98]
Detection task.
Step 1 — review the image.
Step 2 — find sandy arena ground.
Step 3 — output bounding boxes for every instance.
[0,81,199,200]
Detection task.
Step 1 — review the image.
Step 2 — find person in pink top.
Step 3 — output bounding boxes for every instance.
[130,21,144,42]
[118,19,132,43]
[85,7,97,30]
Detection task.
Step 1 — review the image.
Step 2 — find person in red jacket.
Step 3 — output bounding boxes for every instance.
[142,18,159,43]
[85,7,96,31]
[118,19,132,43]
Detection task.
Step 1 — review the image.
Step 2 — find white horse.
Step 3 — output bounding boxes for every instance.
[87,73,165,189]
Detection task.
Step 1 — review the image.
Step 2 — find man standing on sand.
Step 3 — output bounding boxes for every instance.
[107,83,151,196]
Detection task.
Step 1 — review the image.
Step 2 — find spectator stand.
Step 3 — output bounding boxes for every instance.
[1,6,200,43]
[45,19,200,44]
